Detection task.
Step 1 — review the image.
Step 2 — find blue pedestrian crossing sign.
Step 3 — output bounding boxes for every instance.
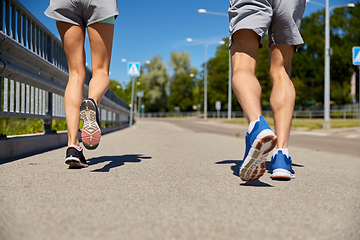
[128,62,141,76]
[353,47,360,65]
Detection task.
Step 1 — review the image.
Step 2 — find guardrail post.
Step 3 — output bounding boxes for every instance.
[47,34,53,63]
[5,0,10,36]
[0,0,3,32]
[0,77,2,111]
[44,92,52,134]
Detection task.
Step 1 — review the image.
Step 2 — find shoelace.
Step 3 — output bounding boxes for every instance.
[83,111,99,133]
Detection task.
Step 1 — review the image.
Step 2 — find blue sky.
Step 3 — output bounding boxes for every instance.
[19,0,359,87]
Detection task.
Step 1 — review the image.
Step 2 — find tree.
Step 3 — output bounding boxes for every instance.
[292,3,360,105]
[207,39,230,111]
[168,51,197,111]
[140,55,170,112]
[108,79,129,103]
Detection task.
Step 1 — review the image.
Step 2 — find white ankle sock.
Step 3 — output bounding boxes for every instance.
[69,144,82,151]
[273,148,289,158]
[248,118,260,133]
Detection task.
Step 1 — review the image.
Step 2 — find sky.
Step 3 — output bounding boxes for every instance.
[18,0,360,87]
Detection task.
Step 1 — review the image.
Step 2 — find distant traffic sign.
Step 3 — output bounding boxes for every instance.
[215,101,221,110]
[352,47,360,65]
[128,62,141,76]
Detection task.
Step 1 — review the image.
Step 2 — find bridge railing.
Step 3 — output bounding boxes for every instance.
[138,104,360,120]
[0,0,129,136]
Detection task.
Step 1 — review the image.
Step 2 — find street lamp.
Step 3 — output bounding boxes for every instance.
[198,9,228,17]
[187,38,225,119]
[306,0,355,129]
[197,9,233,120]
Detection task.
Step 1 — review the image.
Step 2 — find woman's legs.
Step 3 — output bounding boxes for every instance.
[87,22,114,105]
[56,20,114,147]
[56,22,86,147]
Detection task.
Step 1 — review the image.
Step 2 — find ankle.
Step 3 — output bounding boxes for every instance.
[273,148,289,157]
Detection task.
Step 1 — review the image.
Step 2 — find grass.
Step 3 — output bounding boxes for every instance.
[0,118,69,136]
[224,118,360,130]
[0,117,115,136]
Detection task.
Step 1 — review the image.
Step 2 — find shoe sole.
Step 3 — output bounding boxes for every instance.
[271,169,295,180]
[65,157,88,168]
[80,100,101,150]
[240,129,277,181]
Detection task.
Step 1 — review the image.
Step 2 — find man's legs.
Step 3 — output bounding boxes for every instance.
[269,45,295,149]
[269,44,296,180]
[56,22,86,147]
[231,29,277,181]
[230,29,261,123]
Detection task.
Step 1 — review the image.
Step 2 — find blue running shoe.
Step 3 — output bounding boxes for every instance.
[271,150,295,180]
[239,116,277,181]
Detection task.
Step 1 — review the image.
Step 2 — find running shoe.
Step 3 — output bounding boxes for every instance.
[239,116,277,181]
[80,98,101,150]
[271,150,295,180]
[65,146,88,168]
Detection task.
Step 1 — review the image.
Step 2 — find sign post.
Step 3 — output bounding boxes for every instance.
[137,91,144,118]
[215,101,221,119]
[128,62,141,126]
[352,47,360,129]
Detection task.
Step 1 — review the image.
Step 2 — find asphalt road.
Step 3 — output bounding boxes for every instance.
[163,118,360,158]
[0,119,359,240]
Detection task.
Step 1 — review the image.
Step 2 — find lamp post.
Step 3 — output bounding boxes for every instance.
[306,0,355,129]
[198,9,228,17]
[198,9,233,120]
[187,38,225,119]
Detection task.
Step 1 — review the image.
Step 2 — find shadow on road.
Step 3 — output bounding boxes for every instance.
[216,159,305,187]
[216,159,304,175]
[240,179,273,187]
[216,159,272,176]
[87,154,152,172]
[215,160,274,187]
[215,159,274,187]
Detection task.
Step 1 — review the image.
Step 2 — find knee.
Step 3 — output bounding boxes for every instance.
[92,69,109,77]
[68,70,86,85]
[232,65,255,81]
[269,67,291,84]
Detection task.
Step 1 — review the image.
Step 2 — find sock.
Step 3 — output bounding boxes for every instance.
[69,144,82,151]
[273,148,289,158]
[248,118,260,133]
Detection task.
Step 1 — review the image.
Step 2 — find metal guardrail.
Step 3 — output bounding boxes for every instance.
[139,105,360,120]
[0,0,129,134]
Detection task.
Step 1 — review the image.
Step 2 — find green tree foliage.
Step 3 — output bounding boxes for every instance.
[140,55,170,112]
[330,4,360,103]
[207,38,230,111]
[207,37,241,111]
[168,74,194,111]
[168,51,198,111]
[292,3,360,105]
[108,79,130,104]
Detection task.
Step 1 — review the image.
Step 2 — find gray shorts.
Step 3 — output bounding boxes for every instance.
[45,0,119,27]
[228,0,306,48]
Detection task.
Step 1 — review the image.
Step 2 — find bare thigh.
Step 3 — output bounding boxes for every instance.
[87,22,114,74]
[56,22,86,77]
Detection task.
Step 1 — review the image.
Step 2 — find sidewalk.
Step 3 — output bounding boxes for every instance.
[0,119,359,240]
